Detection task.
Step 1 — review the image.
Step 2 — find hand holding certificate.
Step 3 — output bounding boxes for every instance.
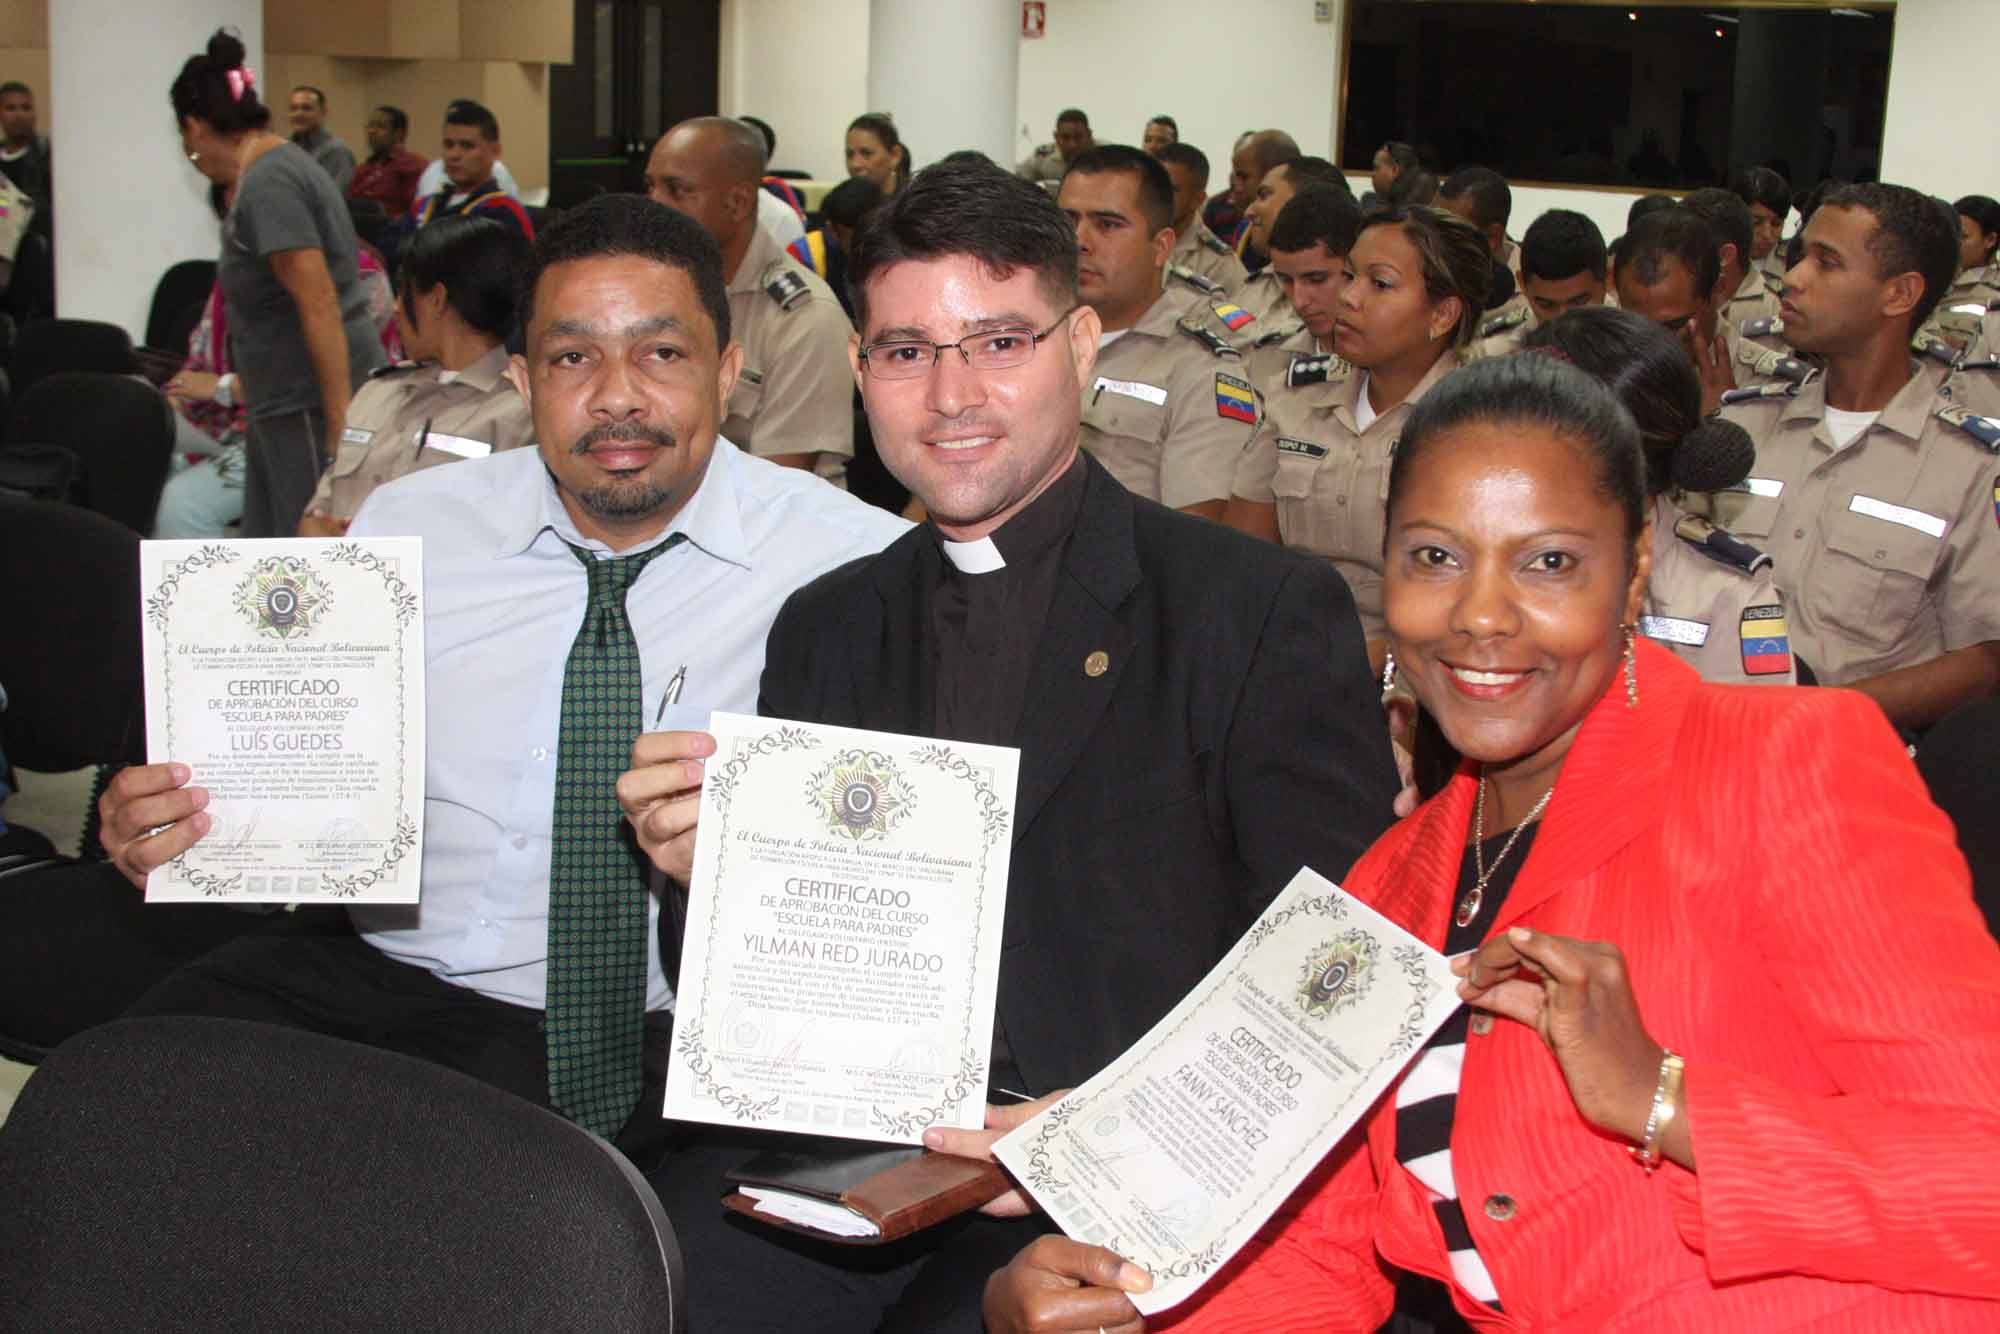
[991,868,1461,1315]
[662,712,1019,1145]
[137,538,425,904]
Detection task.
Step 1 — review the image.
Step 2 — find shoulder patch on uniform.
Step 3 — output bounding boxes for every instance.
[1739,604,1792,677]
[1165,264,1224,296]
[1720,381,1799,406]
[1912,328,1962,365]
[1735,341,1815,384]
[1199,229,1232,256]
[1478,306,1528,338]
[1285,352,1350,388]
[1178,313,1241,360]
[1673,512,1773,576]
[759,259,811,311]
[367,359,426,380]
[1211,301,1256,332]
[1214,372,1257,423]
[1740,315,1785,339]
[1760,269,1784,297]
[1251,319,1303,349]
[1935,401,2000,452]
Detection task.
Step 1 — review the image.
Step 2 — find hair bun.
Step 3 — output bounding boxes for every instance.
[206,29,247,70]
[1671,418,1756,493]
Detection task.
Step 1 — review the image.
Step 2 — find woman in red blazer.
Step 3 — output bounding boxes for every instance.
[984,355,2000,1331]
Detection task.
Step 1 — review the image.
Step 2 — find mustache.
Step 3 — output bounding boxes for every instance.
[571,422,676,454]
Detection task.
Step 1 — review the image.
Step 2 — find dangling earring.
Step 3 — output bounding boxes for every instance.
[1381,650,1398,695]
[1621,624,1639,709]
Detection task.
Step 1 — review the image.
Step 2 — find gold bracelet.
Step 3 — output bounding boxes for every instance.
[1631,1049,1684,1172]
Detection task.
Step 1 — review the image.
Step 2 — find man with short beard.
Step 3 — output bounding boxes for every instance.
[95,196,906,1159]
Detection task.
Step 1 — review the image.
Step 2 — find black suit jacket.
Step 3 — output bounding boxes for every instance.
[757,457,1398,1094]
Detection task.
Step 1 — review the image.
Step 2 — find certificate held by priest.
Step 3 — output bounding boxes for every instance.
[140,538,425,905]
[663,712,1019,1144]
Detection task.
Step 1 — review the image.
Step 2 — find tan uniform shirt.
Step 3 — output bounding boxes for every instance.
[1244,322,1320,396]
[1232,351,1463,636]
[1918,263,2000,354]
[1080,291,1261,510]
[723,225,855,482]
[1015,144,1069,184]
[1641,494,1796,686]
[1722,265,1785,329]
[1232,267,1293,325]
[1170,219,1250,294]
[306,346,535,521]
[1715,361,2000,684]
[1465,305,1532,362]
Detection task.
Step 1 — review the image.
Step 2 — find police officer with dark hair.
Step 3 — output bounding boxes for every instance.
[1018,107,1093,184]
[1684,186,1783,328]
[1158,141,1248,297]
[1468,209,1611,360]
[1729,165,1793,279]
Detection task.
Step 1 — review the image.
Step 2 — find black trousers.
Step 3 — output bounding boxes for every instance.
[645,1126,1041,1334]
[126,917,677,1165]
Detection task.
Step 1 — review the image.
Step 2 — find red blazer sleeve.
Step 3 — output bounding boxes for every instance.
[1158,1138,1395,1333]
[1663,686,2000,1297]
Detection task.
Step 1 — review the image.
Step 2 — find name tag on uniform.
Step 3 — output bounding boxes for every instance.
[1275,437,1327,460]
[1093,377,1167,407]
[423,431,492,460]
[1639,615,1708,647]
[1949,303,1988,316]
[1848,494,1947,538]
[1735,477,1783,498]
[341,427,375,446]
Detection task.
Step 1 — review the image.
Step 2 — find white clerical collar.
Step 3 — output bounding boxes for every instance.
[939,535,1006,574]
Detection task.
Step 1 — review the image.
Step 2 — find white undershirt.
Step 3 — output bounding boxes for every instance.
[940,536,1005,573]
[1097,328,1130,351]
[1824,406,1879,450]
[0,144,26,163]
[1353,371,1380,433]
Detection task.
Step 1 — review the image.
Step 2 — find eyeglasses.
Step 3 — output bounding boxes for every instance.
[857,306,1080,381]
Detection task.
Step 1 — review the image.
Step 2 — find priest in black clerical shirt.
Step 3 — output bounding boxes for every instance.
[626,160,1397,1334]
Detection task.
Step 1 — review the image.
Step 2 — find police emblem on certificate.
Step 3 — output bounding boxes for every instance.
[139,538,425,904]
[662,712,1019,1144]
[992,868,1461,1314]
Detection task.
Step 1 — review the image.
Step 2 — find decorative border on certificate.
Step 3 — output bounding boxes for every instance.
[144,542,421,898]
[670,717,1016,1141]
[1011,887,1446,1288]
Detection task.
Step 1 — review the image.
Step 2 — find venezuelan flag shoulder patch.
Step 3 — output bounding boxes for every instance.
[1215,373,1257,423]
[1739,603,1791,677]
[1213,302,1255,332]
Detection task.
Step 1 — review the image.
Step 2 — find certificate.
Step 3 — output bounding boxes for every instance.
[993,868,1460,1314]
[139,538,425,905]
[663,712,1018,1144]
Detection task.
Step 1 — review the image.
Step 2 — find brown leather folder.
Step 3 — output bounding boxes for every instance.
[721,1142,1011,1246]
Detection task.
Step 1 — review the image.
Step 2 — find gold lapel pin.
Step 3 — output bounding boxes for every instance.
[1084,650,1110,677]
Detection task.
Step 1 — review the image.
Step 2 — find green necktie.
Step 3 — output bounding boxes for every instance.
[546,535,679,1137]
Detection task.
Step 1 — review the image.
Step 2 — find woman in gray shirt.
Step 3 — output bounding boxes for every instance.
[170,30,386,536]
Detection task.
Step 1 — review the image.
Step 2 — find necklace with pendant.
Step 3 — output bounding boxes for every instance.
[1461,775,1554,929]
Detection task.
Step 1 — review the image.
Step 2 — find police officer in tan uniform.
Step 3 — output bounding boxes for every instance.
[1016,108,1092,185]
[1225,204,1490,642]
[1685,187,1785,329]
[1717,184,2000,731]
[1238,186,1362,389]
[1466,209,1611,362]
[1158,142,1249,296]
[299,216,533,533]
[1524,305,1798,686]
[646,116,854,482]
[1060,146,1258,516]
[1917,194,2000,356]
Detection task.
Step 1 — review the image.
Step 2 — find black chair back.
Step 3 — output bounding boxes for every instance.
[144,259,217,352]
[0,1016,688,1332]
[0,495,146,771]
[9,317,136,399]
[8,371,176,534]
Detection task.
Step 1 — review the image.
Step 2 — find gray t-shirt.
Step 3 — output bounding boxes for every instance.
[219,141,385,420]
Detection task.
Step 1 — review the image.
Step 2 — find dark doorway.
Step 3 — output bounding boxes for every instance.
[550,0,721,208]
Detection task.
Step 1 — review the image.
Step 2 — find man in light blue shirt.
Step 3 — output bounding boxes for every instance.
[101,196,905,1154]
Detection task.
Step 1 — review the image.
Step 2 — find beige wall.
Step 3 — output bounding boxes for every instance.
[0,0,50,134]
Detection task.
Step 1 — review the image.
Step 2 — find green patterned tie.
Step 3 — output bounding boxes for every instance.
[546,535,680,1137]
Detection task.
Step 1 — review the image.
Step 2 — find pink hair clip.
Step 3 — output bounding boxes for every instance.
[226,65,257,102]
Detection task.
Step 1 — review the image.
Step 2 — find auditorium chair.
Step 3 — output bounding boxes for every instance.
[7,371,176,535]
[144,259,217,353]
[7,316,136,400]
[0,1016,689,1332]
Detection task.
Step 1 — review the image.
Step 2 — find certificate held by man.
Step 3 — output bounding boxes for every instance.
[663,712,1019,1145]
[992,868,1461,1313]
[139,538,425,905]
